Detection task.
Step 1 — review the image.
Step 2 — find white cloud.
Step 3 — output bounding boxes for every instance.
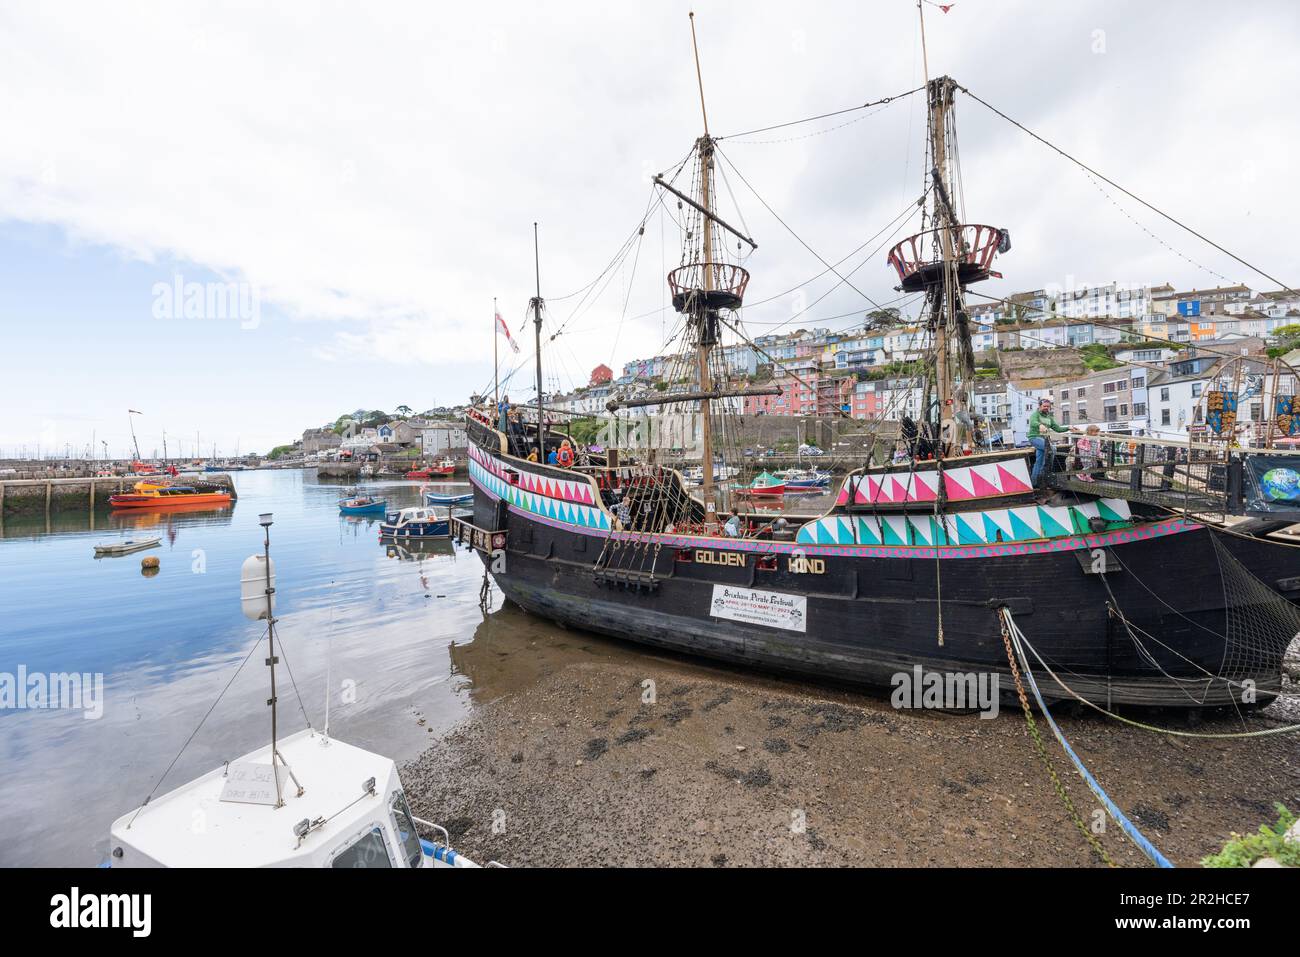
[0,0,1296,424]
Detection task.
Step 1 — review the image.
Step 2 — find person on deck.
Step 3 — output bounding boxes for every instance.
[497,395,511,433]
[1028,397,1078,487]
[547,447,559,465]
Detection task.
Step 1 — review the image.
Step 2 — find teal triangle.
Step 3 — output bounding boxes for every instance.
[576,507,586,527]
[956,514,982,545]
[1038,507,1071,538]
[1097,499,1124,523]
[983,514,1004,543]
[1009,511,1039,541]
[930,517,947,546]
[882,520,906,546]
[857,518,881,545]
[1067,507,1090,535]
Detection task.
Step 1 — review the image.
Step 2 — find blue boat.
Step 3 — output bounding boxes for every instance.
[424,491,472,506]
[379,505,452,538]
[339,495,389,515]
[779,469,831,490]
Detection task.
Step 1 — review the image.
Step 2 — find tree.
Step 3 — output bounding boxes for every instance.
[395,405,413,418]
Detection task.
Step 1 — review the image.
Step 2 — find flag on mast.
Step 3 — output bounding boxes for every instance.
[496,311,519,353]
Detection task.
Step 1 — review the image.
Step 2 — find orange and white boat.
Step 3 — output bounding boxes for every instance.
[109,481,232,509]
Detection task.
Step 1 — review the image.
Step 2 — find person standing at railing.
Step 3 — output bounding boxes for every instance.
[1028,397,1079,487]
[1074,425,1103,482]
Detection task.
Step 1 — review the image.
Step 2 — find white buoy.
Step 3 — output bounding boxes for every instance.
[240,554,276,621]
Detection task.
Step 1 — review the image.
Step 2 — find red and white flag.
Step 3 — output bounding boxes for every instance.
[496,311,519,353]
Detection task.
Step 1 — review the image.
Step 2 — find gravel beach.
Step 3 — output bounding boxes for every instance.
[402,606,1300,867]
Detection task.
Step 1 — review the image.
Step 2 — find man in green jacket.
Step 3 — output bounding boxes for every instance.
[1028,397,1078,487]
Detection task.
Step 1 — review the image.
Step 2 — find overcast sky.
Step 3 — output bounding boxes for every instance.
[2,0,1297,456]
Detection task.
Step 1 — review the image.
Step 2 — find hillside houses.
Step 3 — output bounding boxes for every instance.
[538,279,1297,439]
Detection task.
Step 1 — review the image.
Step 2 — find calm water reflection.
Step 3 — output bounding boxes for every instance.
[0,469,498,866]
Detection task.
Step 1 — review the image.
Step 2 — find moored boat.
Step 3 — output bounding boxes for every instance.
[109,483,233,509]
[380,505,455,538]
[339,495,389,515]
[93,536,162,556]
[106,519,485,869]
[454,17,1300,709]
[739,471,786,496]
[424,490,473,506]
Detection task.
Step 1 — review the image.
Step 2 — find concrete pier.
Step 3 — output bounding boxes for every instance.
[0,473,238,517]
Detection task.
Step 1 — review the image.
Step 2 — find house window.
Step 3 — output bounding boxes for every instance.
[1191,383,1202,397]
[1161,409,1171,426]
[1131,375,1146,388]
[1061,410,1070,425]
[1160,387,1170,401]
[1134,403,1147,417]
[1120,404,1128,417]
[1103,381,1116,394]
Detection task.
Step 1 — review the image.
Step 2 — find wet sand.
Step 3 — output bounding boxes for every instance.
[404,603,1300,867]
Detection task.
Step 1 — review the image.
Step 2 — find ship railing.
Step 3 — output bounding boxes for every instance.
[449,515,506,555]
[1042,432,1269,521]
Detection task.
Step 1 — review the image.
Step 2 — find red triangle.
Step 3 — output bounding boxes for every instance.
[944,470,973,500]
[968,467,1003,499]
[997,464,1031,494]
[891,477,910,501]
[910,473,937,501]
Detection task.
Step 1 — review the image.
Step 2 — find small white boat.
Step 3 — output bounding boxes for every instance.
[93,537,162,557]
[107,729,481,868]
[105,516,489,869]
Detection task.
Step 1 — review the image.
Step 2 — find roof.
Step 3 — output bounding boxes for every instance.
[110,729,402,867]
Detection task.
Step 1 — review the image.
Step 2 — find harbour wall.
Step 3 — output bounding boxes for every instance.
[0,473,238,516]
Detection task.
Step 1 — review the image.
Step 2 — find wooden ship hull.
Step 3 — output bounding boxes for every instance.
[465,423,1300,708]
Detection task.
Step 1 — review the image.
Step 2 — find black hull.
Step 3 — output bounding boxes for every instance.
[473,495,1300,709]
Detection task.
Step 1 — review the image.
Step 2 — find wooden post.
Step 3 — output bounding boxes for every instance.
[89,478,95,510]
[45,481,52,514]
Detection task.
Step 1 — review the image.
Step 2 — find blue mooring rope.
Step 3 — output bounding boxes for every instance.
[1008,620,1174,868]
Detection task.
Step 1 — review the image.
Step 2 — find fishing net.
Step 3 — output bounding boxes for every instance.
[1209,529,1300,695]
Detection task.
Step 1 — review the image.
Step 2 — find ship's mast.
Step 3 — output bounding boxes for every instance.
[531,223,544,455]
[929,74,959,443]
[690,12,718,523]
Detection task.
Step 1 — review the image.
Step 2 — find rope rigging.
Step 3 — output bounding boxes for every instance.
[958,84,1299,299]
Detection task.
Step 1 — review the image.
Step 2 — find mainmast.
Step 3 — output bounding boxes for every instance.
[690,12,719,524]
[531,223,544,455]
[928,74,961,446]
[886,66,1006,454]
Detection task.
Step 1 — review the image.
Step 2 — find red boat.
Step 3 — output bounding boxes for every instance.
[109,484,232,509]
[738,471,786,496]
[409,458,456,479]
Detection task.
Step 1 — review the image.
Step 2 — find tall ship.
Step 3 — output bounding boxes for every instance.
[458,16,1300,709]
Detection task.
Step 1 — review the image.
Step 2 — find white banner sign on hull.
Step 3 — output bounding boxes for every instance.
[709,585,807,633]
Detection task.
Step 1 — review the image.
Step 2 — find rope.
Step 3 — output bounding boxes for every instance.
[1001,609,1173,867]
[1013,621,1300,739]
[127,623,270,828]
[997,609,1115,866]
[714,86,923,142]
[960,85,1299,299]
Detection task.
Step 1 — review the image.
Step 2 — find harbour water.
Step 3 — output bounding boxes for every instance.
[0,469,502,866]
